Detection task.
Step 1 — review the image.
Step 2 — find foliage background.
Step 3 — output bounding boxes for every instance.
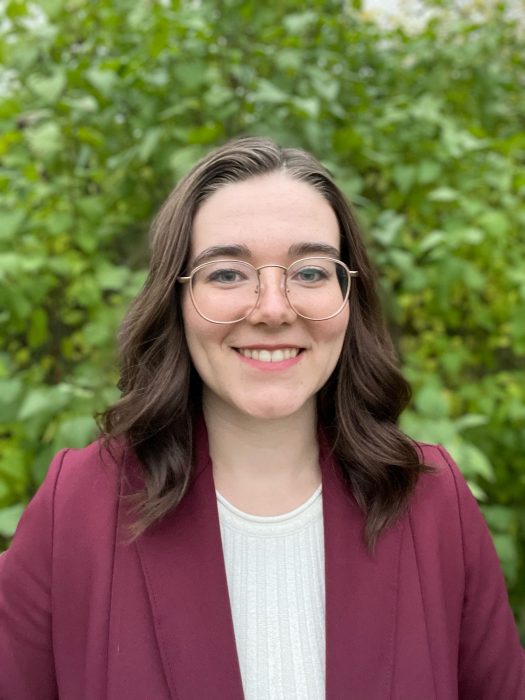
[1,0,524,639]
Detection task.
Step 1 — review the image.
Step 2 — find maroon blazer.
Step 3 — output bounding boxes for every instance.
[1,425,524,699]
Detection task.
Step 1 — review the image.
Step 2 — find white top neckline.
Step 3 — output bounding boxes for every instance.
[216,484,322,524]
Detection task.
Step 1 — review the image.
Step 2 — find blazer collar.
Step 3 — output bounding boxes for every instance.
[321,435,403,697]
[131,421,402,699]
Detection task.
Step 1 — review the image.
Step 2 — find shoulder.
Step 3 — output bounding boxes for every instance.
[46,438,126,501]
[411,440,473,509]
[407,441,484,541]
[413,440,460,476]
[406,447,525,695]
[27,438,138,543]
[408,441,494,559]
[2,439,132,591]
[32,439,144,571]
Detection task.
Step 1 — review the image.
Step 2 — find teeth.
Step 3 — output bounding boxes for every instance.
[238,348,300,362]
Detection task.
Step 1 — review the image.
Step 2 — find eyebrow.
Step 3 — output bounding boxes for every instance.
[288,242,340,259]
[191,244,252,269]
[191,242,341,268]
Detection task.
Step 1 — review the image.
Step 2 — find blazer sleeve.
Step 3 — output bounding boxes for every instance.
[439,446,525,699]
[0,449,67,700]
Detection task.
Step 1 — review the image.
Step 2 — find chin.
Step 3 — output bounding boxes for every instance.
[235,396,313,421]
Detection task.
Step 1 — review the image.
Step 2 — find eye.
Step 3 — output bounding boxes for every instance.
[205,267,249,284]
[290,266,330,284]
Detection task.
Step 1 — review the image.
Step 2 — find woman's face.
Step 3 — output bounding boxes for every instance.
[181,172,350,422]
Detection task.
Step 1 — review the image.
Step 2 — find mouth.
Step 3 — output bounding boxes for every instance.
[234,347,304,363]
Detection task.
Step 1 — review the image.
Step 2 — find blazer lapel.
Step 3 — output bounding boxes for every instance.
[132,425,244,700]
[321,442,403,700]
[130,424,402,699]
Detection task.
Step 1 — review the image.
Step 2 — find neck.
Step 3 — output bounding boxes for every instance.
[202,393,321,515]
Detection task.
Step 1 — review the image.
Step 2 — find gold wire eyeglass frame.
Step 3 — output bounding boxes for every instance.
[177,256,359,324]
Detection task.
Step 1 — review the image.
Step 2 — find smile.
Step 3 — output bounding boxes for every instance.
[237,348,301,363]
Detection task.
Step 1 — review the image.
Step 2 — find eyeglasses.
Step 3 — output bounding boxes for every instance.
[177,257,359,324]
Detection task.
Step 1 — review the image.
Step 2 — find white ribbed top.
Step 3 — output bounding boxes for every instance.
[217,485,325,700]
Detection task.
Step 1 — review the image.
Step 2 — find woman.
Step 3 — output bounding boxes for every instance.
[1,137,523,699]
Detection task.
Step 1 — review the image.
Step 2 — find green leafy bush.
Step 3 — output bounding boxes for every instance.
[1,0,524,638]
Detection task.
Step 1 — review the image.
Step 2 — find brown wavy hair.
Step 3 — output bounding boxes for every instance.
[99,136,428,548]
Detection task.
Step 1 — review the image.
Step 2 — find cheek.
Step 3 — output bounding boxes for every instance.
[181,300,225,374]
[319,308,349,356]
[181,297,206,363]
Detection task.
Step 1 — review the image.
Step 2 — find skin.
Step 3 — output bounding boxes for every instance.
[182,172,350,514]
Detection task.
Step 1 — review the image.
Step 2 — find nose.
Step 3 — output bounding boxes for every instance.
[247,267,297,325]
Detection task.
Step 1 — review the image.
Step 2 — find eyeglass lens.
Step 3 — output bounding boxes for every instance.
[190,258,350,323]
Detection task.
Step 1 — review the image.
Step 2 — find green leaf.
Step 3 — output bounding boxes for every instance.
[137,127,162,161]
[0,378,23,407]
[95,264,129,291]
[393,165,416,194]
[466,479,487,502]
[0,443,28,489]
[169,145,205,177]
[18,385,71,421]
[417,160,441,185]
[428,187,459,202]
[28,308,49,348]
[455,443,495,482]
[418,230,445,255]
[482,505,518,532]
[373,210,405,245]
[37,0,66,19]
[386,249,413,274]
[283,11,317,34]
[186,123,223,146]
[414,381,449,418]
[0,210,25,242]
[492,533,519,584]
[292,96,320,118]
[86,68,117,97]
[0,504,25,538]
[478,210,510,237]
[25,121,62,159]
[66,95,98,114]
[27,69,66,103]
[455,414,489,431]
[53,415,97,449]
[253,80,288,104]
[400,411,456,445]
[172,62,208,90]
[509,313,525,352]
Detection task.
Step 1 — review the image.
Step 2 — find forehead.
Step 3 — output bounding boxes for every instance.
[190,172,340,261]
